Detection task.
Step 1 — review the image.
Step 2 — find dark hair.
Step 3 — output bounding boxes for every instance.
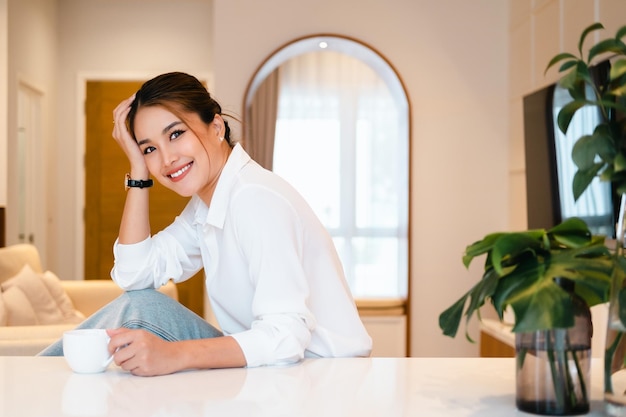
[127,72,231,144]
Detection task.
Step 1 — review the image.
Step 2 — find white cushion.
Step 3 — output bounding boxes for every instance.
[0,265,84,326]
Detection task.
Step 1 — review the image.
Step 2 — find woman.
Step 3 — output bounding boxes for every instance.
[40,72,371,376]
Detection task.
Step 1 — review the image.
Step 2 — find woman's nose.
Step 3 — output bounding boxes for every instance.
[161,149,178,167]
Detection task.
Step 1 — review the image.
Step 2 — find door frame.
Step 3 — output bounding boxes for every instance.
[73,71,213,282]
[15,77,45,258]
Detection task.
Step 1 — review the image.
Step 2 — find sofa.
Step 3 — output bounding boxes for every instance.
[0,243,178,355]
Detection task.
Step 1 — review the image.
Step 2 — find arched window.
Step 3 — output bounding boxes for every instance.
[244,35,409,300]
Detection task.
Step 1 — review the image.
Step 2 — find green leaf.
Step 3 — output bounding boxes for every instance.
[610,59,626,82]
[557,99,588,133]
[619,288,626,330]
[548,217,592,247]
[571,125,615,168]
[491,257,543,312]
[579,22,605,57]
[439,294,468,338]
[462,269,500,341]
[548,217,588,233]
[572,134,600,170]
[462,232,505,268]
[569,81,590,101]
[439,267,502,339]
[558,60,578,73]
[616,25,626,41]
[615,153,626,173]
[491,233,542,276]
[559,62,592,92]
[611,83,626,98]
[545,52,578,74]
[494,244,612,333]
[589,38,626,62]
[593,124,618,161]
[510,282,573,332]
[538,247,610,307]
[572,164,603,201]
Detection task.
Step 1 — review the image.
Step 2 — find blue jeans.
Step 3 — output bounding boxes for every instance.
[38,289,222,356]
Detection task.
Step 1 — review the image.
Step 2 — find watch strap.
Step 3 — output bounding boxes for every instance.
[125,173,154,190]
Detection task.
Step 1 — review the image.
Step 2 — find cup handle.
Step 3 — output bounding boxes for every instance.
[102,334,115,368]
[102,355,114,368]
[102,344,123,368]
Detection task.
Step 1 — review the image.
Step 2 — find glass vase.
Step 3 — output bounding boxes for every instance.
[516,278,592,415]
[605,193,626,416]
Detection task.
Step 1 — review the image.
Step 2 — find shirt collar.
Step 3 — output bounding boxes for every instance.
[193,143,251,228]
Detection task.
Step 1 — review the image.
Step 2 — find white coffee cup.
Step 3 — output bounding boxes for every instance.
[63,329,113,374]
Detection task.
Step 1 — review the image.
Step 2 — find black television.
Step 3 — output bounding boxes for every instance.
[523,60,617,237]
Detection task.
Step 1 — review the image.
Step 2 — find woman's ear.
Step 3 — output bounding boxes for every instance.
[213,114,224,139]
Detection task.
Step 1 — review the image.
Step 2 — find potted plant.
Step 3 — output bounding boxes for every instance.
[544,22,626,416]
[439,22,626,415]
[439,217,613,414]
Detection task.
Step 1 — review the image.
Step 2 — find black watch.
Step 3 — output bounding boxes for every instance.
[125,173,154,190]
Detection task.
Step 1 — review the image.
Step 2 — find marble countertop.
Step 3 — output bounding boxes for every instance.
[0,356,607,416]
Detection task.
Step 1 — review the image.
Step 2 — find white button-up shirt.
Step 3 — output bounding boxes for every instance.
[111,144,372,367]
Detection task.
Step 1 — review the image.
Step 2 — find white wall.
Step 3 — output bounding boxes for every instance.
[212,0,510,357]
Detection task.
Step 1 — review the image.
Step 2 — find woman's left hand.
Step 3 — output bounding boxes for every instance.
[107,328,182,376]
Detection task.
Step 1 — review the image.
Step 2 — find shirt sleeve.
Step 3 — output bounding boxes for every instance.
[228,182,318,367]
[111,201,204,290]
[231,313,315,367]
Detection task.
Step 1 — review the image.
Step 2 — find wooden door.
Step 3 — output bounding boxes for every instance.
[84,81,204,316]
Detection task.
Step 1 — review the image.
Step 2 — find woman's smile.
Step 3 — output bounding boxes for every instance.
[167,161,193,182]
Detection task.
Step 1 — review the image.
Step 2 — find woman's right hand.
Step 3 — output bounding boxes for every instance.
[112,94,147,171]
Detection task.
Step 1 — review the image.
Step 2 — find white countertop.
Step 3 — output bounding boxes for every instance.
[0,356,607,416]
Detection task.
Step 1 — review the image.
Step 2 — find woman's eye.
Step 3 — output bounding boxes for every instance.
[143,146,156,155]
[170,129,185,140]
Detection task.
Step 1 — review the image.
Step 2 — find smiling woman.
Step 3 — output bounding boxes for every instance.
[39,72,373,375]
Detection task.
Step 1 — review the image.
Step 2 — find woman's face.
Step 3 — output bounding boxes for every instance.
[133,105,226,201]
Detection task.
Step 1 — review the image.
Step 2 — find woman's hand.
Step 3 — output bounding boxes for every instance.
[112,94,147,173]
[107,328,182,376]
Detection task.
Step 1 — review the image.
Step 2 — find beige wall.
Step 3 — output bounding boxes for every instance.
[6,0,58,265]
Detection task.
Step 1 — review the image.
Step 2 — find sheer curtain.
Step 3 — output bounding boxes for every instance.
[273,50,407,298]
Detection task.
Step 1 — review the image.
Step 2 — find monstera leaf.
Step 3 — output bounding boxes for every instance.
[439,218,613,340]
